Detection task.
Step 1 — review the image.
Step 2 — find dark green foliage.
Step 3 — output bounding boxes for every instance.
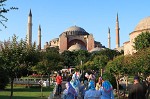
[91,48,122,60]
[134,31,150,51]
[74,50,91,66]
[33,47,63,75]
[0,66,9,89]
[61,50,91,68]
[61,50,77,68]
[102,72,117,89]
[0,35,39,98]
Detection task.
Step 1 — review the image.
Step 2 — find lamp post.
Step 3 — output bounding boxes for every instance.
[101,69,103,77]
[81,60,82,74]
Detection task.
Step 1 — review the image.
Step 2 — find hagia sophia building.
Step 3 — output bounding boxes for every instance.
[26,10,150,55]
[123,16,150,55]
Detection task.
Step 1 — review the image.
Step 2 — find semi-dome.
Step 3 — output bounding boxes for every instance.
[90,47,105,53]
[134,16,150,31]
[68,43,87,51]
[60,26,89,36]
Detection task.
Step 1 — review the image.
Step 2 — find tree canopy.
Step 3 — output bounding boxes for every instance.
[134,31,150,51]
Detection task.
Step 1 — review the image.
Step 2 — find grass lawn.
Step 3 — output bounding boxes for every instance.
[0,85,54,99]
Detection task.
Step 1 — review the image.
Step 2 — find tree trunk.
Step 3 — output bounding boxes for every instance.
[125,76,128,91]
[10,78,14,99]
[27,73,29,88]
[40,75,43,97]
[115,76,120,99]
[48,73,50,87]
[41,86,43,97]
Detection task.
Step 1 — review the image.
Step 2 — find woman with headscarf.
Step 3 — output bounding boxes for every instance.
[84,80,101,99]
[63,78,78,99]
[99,80,114,99]
[70,73,80,95]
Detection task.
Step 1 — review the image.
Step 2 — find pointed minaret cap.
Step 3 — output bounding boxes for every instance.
[108,27,110,33]
[116,13,118,22]
[29,9,32,16]
[38,25,41,31]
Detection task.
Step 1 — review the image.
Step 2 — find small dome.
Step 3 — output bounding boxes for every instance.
[60,26,89,36]
[90,47,105,53]
[134,16,150,31]
[68,43,87,51]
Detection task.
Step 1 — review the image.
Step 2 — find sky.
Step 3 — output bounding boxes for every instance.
[0,0,150,49]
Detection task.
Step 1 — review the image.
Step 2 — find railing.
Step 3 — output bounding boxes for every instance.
[13,78,54,86]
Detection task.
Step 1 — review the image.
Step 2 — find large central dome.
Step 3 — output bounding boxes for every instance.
[65,26,86,32]
[134,16,150,31]
[60,26,89,36]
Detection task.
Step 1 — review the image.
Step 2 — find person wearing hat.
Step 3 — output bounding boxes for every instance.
[128,76,146,99]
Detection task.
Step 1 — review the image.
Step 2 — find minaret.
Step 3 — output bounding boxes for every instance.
[38,25,41,50]
[27,9,32,46]
[116,13,120,48]
[108,27,111,49]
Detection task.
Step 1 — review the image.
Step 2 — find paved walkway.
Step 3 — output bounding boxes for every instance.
[52,81,67,99]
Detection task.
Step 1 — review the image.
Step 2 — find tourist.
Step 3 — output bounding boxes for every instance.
[96,77,102,90]
[84,73,89,90]
[63,77,78,99]
[128,76,146,99]
[88,73,96,82]
[55,72,62,95]
[84,80,101,99]
[99,77,114,99]
[70,72,81,95]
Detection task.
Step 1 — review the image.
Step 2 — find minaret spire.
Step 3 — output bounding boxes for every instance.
[116,13,118,22]
[108,27,111,49]
[27,9,32,46]
[38,25,41,50]
[29,9,32,16]
[116,13,120,48]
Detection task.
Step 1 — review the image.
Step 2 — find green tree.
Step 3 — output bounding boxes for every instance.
[0,54,9,89]
[61,50,76,68]
[0,35,38,99]
[92,55,109,75]
[92,48,122,60]
[134,31,150,51]
[105,55,124,99]
[74,50,91,73]
[0,35,25,98]
[129,47,150,77]
[23,43,40,88]
[33,47,63,87]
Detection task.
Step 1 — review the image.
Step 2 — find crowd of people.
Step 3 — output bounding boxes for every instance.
[55,71,114,99]
[54,71,149,99]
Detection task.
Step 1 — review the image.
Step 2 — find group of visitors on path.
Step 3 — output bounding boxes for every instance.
[59,71,114,99]
[55,71,149,99]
